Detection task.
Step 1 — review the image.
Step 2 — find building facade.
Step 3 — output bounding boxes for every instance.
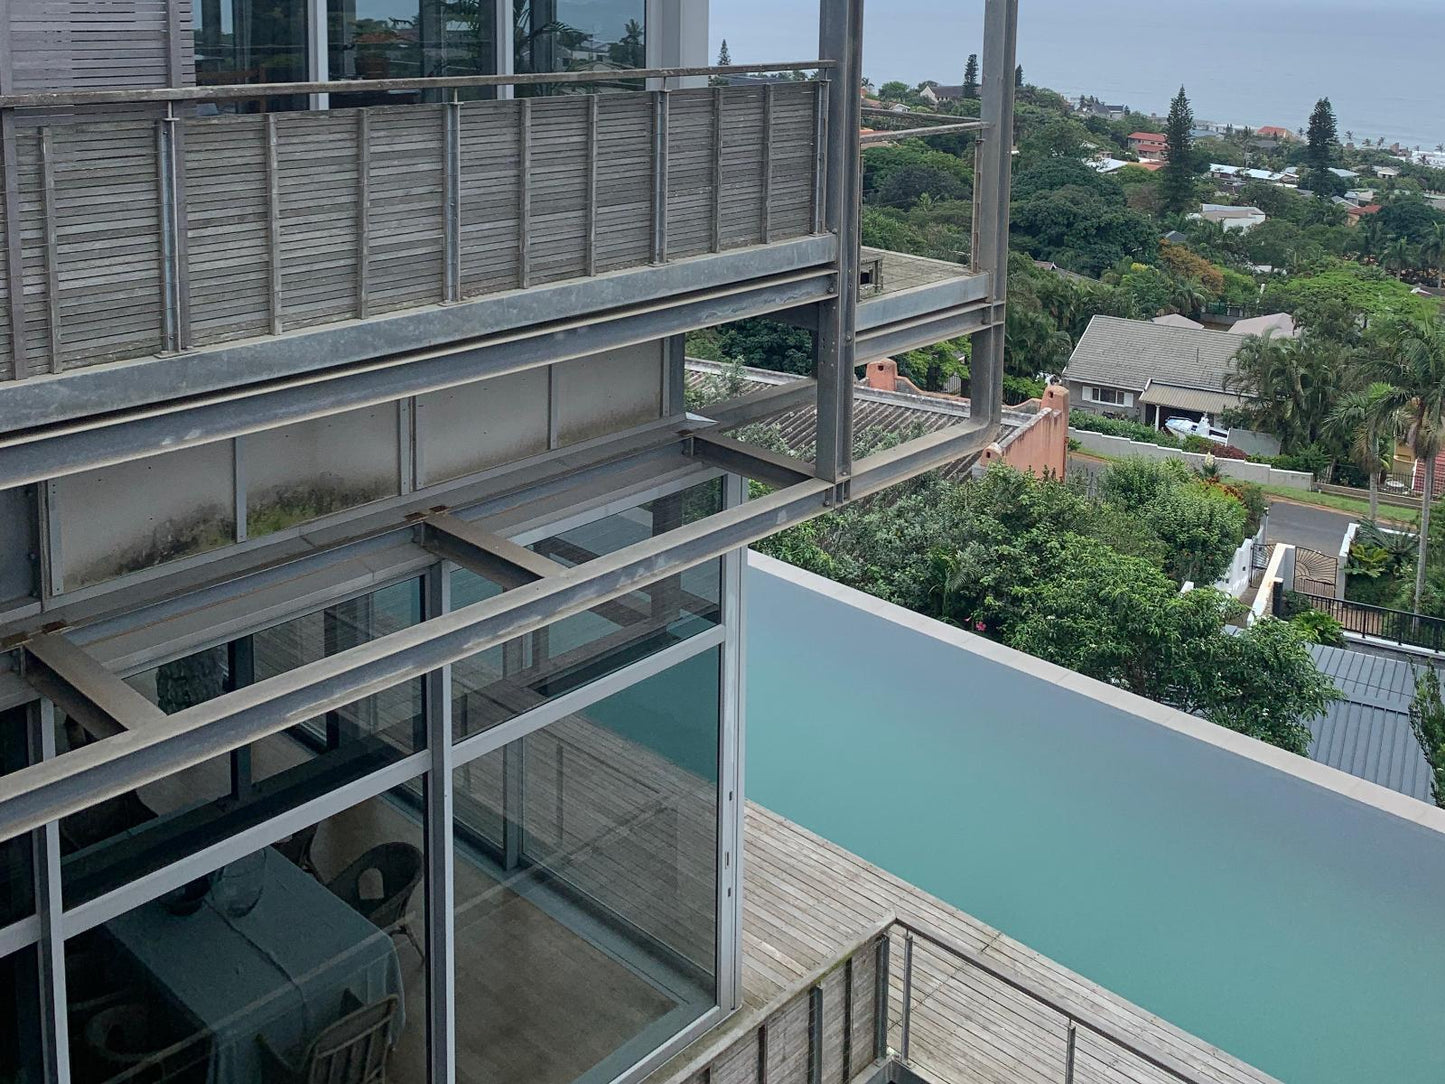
[0,2,1019,1084]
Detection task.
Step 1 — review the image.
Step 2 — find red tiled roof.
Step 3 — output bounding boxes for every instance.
[1129,132,1166,141]
[1350,204,1383,215]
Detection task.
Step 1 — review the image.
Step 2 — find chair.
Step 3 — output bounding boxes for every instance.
[258,991,398,1084]
[273,822,320,874]
[326,842,424,955]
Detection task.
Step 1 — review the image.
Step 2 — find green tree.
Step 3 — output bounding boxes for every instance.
[878,80,910,101]
[1160,86,1196,215]
[1306,98,1338,175]
[1015,64,1024,88]
[1383,238,1418,277]
[1409,666,1445,808]
[1419,222,1445,288]
[1227,330,1351,451]
[1326,382,1400,522]
[963,54,979,99]
[1364,316,1445,610]
[717,39,730,66]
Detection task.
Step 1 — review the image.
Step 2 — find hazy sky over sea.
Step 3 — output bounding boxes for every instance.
[712,0,1445,149]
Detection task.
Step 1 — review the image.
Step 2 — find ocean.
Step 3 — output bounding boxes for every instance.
[712,0,1445,151]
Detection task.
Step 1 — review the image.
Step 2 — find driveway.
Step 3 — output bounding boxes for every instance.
[1266,499,1355,558]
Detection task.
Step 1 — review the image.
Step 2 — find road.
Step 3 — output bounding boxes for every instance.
[1265,499,1355,557]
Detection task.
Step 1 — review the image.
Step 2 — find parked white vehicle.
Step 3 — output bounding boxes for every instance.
[1164,416,1230,445]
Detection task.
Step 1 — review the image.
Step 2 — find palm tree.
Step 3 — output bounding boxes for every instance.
[1227,331,1349,452]
[1170,278,1210,319]
[1384,238,1418,278]
[1420,223,1445,288]
[1327,382,1400,522]
[1363,318,1445,610]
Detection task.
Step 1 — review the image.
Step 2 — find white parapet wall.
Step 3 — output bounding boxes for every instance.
[1070,428,1315,490]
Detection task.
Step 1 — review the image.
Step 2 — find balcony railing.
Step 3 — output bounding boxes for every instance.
[1282,589,1445,654]
[0,66,828,381]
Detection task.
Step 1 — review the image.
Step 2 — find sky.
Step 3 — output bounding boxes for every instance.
[710,0,1445,150]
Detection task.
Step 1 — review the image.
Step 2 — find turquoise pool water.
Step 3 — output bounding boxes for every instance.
[744,558,1445,1084]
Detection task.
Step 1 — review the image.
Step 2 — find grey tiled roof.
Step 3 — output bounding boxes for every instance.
[1063,315,1247,395]
[1306,644,1433,803]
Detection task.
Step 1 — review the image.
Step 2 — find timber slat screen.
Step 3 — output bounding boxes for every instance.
[0,82,823,380]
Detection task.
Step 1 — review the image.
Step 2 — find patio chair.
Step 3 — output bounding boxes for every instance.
[258,991,398,1084]
[273,821,320,874]
[325,842,424,956]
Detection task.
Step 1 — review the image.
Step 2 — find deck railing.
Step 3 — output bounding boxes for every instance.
[0,66,829,381]
[1282,590,1445,654]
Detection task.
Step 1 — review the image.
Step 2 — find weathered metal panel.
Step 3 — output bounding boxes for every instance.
[275,110,361,330]
[767,83,819,240]
[593,93,655,273]
[365,104,447,314]
[527,95,591,286]
[665,89,716,260]
[457,99,523,297]
[182,114,271,346]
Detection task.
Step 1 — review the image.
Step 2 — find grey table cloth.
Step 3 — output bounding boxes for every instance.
[109,847,404,1084]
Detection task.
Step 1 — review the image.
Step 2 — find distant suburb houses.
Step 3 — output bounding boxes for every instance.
[1128,131,1168,160]
[1062,313,1297,428]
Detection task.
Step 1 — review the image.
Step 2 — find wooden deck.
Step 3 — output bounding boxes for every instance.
[647,803,1282,1084]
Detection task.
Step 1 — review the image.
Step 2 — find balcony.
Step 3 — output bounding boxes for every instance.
[0,74,828,386]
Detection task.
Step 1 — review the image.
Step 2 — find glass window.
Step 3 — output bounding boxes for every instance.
[64,785,427,1084]
[452,647,720,1084]
[451,483,724,743]
[193,0,310,112]
[0,947,43,1084]
[58,580,425,907]
[516,0,644,92]
[0,705,35,926]
[329,0,498,106]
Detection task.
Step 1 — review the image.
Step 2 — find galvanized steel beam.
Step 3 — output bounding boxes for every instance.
[21,633,168,739]
[420,513,566,590]
[688,433,814,490]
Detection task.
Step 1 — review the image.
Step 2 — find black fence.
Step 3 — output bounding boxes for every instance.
[1282,590,1445,653]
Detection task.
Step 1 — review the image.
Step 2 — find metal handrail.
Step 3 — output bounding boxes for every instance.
[861,121,988,145]
[892,916,1213,1084]
[0,61,832,110]
[1286,590,1445,652]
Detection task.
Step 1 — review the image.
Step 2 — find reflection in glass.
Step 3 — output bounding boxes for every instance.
[0,948,42,1084]
[193,0,310,111]
[452,647,720,1083]
[65,787,426,1084]
[329,0,498,105]
[58,580,425,907]
[516,0,644,92]
[0,704,34,926]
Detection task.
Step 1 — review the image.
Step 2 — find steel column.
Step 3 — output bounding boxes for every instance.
[969,0,1020,432]
[814,0,864,488]
[444,96,462,303]
[423,564,455,1084]
[33,700,70,1084]
[719,472,747,1013]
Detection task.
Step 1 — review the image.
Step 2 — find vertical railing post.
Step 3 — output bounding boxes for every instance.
[900,932,915,1063]
[814,0,864,493]
[264,114,283,336]
[0,106,28,379]
[760,83,774,244]
[156,115,177,352]
[444,92,462,302]
[517,99,531,288]
[1064,1019,1078,1084]
[356,109,371,318]
[873,934,890,1063]
[585,93,599,276]
[842,956,854,1081]
[810,79,827,236]
[38,127,62,372]
[651,89,670,264]
[969,0,1020,433]
[710,85,724,253]
[807,983,824,1084]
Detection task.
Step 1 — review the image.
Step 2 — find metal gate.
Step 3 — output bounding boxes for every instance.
[1293,547,1338,597]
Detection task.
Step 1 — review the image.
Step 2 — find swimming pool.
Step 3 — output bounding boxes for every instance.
[745,553,1445,1083]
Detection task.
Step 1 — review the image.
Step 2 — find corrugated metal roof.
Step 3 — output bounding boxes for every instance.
[1136,384,1246,415]
[1063,316,1247,396]
[685,360,1033,481]
[1305,644,1433,803]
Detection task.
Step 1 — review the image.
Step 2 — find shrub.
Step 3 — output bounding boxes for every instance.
[1069,411,1183,448]
[1290,609,1346,647]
